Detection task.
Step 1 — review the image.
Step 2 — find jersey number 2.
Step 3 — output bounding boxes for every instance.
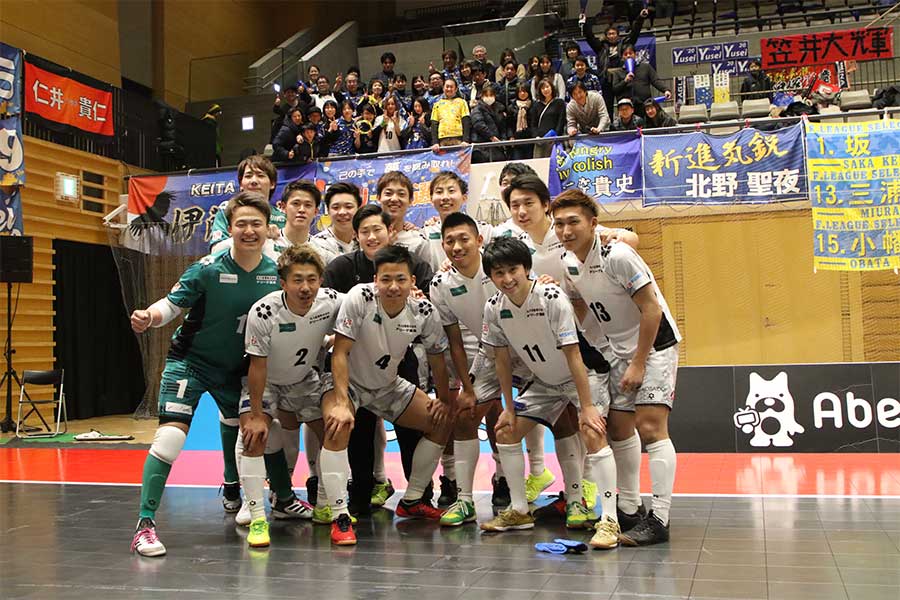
[294,348,309,366]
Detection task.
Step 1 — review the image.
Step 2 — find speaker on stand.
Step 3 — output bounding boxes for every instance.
[0,236,33,433]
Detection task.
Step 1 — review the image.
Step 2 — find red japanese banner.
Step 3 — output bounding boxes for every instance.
[761,27,893,70]
[24,61,114,136]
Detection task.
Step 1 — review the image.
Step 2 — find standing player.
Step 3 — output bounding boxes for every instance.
[313,182,361,256]
[376,171,429,260]
[552,189,681,546]
[478,237,611,534]
[209,155,285,253]
[238,245,344,547]
[420,171,493,272]
[129,192,281,557]
[319,245,454,545]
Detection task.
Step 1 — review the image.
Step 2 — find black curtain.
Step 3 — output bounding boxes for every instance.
[53,240,145,419]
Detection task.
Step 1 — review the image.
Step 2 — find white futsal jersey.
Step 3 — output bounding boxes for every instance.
[334,283,448,390]
[420,219,494,272]
[312,227,356,256]
[516,226,566,283]
[561,236,681,360]
[482,282,580,385]
[244,288,344,385]
[273,233,338,265]
[430,265,496,339]
[393,228,429,263]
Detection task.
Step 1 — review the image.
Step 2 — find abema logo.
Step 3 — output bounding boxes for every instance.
[733,372,805,447]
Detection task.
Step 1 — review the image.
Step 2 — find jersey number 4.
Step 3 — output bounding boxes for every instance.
[374,354,391,370]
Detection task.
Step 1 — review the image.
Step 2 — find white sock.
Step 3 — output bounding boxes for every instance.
[316,459,327,507]
[554,434,584,504]
[610,433,641,515]
[373,418,387,483]
[587,447,617,522]
[454,438,479,503]
[441,453,456,481]
[241,455,267,521]
[497,442,528,513]
[524,425,546,476]
[492,451,505,479]
[295,425,312,478]
[320,448,350,518]
[646,438,676,525]
[234,430,244,478]
[403,438,444,501]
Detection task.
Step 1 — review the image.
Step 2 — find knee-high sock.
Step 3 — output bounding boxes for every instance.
[234,428,244,478]
[609,433,642,514]
[555,434,585,503]
[403,438,444,501]
[139,427,186,519]
[241,455,267,521]
[524,424,546,477]
[320,448,350,518]
[373,418,387,482]
[497,442,528,513]
[586,446,617,521]
[646,438,676,525]
[441,452,456,481]
[263,420,293,502]
[219,419,240,484]
[454,438,479,503]
[277,425,297,477]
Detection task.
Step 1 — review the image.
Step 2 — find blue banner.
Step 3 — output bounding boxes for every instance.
[0,186,23,235]
[572,34,657,71]
[549,134,643,202]
[642,123,808,205]
[0,115,25,186]
[0,43,22,117]
[316,148,471,227]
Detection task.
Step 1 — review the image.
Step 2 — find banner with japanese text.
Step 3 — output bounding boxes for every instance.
[761,28,893,70]
[642,122,807,205]
[0,43,23,117]
[569,34,658,71]
[806,119,900,271]
[316,148,471,227]
[0,185,23,235]
[126,163,316,255]
[769,64,846,107]
[0,115,25,187]
[24,56,114,137]
[548,134,642,202]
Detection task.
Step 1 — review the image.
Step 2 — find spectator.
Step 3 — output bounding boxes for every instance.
[365,79,386,115]
[471,45,495,76]
[642,98,676,129]
[582,8,647,75]
[391,73,412,113]
[272,106,303,162]
[303,65,320,93]
[566,55,603,98]
[740,60,773,102]
[466,63,496,107]
[430,78,471,147]
[401,96,432,150]
[458,61,474,101]
[425,72,445,105]
[497,61,521,111]
[612,98,644,131]
[559,40,581,81]
[495,48,526,83]
[509,84,533,160]
[470,85,507,163]
[435,49,463,87]
[272,84,305,140]
[324,100,357,157]
[411,75,428,99]
[355,103,379,154]
[566,81,610,135]
[292,122,320,163]
[530,55,566,101]
[312,75,342,109]
[373,52,399,85]
[527,55,541,82]
[341,73,366,112]
[374,95,406,153]
[611,45,670,116]
[316,102,335,155]
[531,77,567,158]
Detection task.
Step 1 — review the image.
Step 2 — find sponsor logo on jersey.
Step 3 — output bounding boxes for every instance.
[500,309,513,319]
[256,275,278,285]
[165,402,193,416]
[219,273,238,284]
[309,311,332,325]
[341,318,353,329]
[560,330,577,339]
[428,231,441,240]
[279,322,297,333]
[526,308,546,318]
[567,266,579,275]
[396,323,419,334]
[626,273,643,289]
[450,285,467,297]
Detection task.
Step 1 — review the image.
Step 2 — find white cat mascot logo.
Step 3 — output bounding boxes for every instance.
[733,372,805,447]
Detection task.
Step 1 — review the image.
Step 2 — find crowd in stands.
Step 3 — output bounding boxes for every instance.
[268,9,679,164]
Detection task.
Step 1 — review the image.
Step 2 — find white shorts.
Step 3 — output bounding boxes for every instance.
[320,373,418,423]
[609,345,679,412]
[470,346,531,404]
[514,372,610,427]
[445,328,481,390]
[239,369,323,422]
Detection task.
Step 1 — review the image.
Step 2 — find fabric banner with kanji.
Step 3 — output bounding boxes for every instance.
[24,55,114,136]
[761,28,893,70]
[641,122,807,205]
[548,134,642,202]
[0,43,23,117]
[807,119,900,272]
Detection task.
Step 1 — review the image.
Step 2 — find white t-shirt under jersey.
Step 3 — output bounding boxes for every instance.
[482,282,579,385]
[334,283,448,390]
[561,236,681,360]
[245,288,344,385]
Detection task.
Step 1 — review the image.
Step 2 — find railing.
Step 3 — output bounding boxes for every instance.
[242,47,307,95]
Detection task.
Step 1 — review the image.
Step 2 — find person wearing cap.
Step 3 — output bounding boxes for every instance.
[642,98,676,129]
[612,98,644,131]
[291,122,320,163]
[610,45,670,118]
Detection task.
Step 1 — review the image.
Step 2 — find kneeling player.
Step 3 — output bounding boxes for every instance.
[319,245,454,545]
[237,245,344,547]
[552,189,681,546]
[479,238,616,542]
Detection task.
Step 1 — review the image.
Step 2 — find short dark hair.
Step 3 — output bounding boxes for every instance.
[237,155,277,199]
[623,44,636,53]
[482,237,532,275]
[563,40,580,52]
[277,243,326,279]
[224,191,271,225]
[340,100,355,114]
[441,211,479,237]
[570,81,589,95]
[749,59,761,68]
[574,55,590,67]
[325,182,362,208]
[301,122,317,133]
[499,162,537,183]
[430,171,468,196]
[281,179,321,208]
[469,62,484,75]
[442,49,458,61]
[550,188,599,219]
[288,106,303,118]
[501,173,551,209]
[352,203,391,232]
[377,171,414,199]
[373,244,414,275]
[381,52,396,64]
